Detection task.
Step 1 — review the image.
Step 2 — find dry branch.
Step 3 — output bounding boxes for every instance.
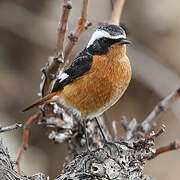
[55,0,72,60]
[17,0,72,171]
[152,140,180,159]
[112,120,118,139]
[64,0,89,64]
[145,124,166,141]
[121,89,180,140]
[110,0,126,24]
[0,123,22,133]
[41,0,72,97]
[56,139,154,180]
[16,111,41,173]
[141,88,180,133]
[17,0,92,173]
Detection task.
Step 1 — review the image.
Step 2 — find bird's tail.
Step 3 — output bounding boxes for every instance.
[22,92,59,112]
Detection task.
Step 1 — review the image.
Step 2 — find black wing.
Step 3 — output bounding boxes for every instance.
[51,50,93,93]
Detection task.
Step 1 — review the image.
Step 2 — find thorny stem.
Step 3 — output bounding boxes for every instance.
[110,0,126,25]
[141,88,180,133]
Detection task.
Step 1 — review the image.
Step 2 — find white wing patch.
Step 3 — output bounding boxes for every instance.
[87,29,126,48]
[59,73,69,82]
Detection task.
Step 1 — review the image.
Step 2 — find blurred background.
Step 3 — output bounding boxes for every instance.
[0,0,180,179]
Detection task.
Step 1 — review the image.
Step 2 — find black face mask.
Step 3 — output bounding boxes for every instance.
[87,37,128,56]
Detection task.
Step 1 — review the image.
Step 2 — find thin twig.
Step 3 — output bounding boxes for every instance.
[41,0,72,97]
[121,115,128,131]
[64,0,89,63]
[110,0,126,25]
[55,0,72,59]
[152,140,180,159]
[154,124,166,137]
[145,124,166,141]
[112,121,118,140]
[16,112,41,174]
[141,88,180,133]
[0,123,22,133]
[125,118,138,140]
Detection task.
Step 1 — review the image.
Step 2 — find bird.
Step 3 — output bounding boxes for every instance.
[22,24,132,151]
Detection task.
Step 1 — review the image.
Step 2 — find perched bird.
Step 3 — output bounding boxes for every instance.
[23,24,132,150]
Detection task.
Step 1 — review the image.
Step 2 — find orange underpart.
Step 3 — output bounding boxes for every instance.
[62,44,131,116]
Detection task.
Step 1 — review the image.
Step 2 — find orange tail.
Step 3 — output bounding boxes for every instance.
[22,92,59,112]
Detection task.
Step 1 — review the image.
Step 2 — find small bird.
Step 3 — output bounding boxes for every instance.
[23,24,132,150]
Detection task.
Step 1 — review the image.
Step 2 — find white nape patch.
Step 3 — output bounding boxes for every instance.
[59,73,69,82]
[87,29,126,48]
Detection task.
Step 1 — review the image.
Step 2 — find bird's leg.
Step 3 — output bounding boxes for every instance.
[95,117,107,143]
[95,117,120,154]
[83,119,91,152]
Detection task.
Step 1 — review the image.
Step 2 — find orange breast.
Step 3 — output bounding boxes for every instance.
[61,45,131,117]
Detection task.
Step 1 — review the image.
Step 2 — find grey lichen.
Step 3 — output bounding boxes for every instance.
[0,140,49,180]
[55,137,155,180]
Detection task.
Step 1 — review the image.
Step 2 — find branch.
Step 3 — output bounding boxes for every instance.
[141,88,180,133]
[112,120,118,140]
[55,0,72,59]
[0,140,48,180]
[47,114,111,154]
[64,0,89,63]
[41,0,72,97]
[16,112,41,173]
[55,139,154,180]
[17,0,91,172]
[110,0,126,25]
[0,123,22,133]
[151,140,180,159]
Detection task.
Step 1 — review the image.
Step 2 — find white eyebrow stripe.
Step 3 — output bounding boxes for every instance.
[59,73,69,82]
[87,29,126,48]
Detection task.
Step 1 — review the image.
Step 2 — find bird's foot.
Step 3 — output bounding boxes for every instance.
[103,140,120,155]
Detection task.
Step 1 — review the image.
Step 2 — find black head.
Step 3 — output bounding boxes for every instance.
[87,24,130,55]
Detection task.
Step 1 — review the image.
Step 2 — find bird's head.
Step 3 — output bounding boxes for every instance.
[87,24,131,56]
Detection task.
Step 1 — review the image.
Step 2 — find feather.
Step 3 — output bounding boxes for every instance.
[51,50,93,93]
[22,91,59,112]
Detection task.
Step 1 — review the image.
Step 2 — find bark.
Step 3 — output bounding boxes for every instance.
[0,140,48,180]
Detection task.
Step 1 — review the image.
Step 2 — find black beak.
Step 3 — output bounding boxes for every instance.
[118,38,131,45]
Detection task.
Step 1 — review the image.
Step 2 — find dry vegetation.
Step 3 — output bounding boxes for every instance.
[0,0,180,179]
